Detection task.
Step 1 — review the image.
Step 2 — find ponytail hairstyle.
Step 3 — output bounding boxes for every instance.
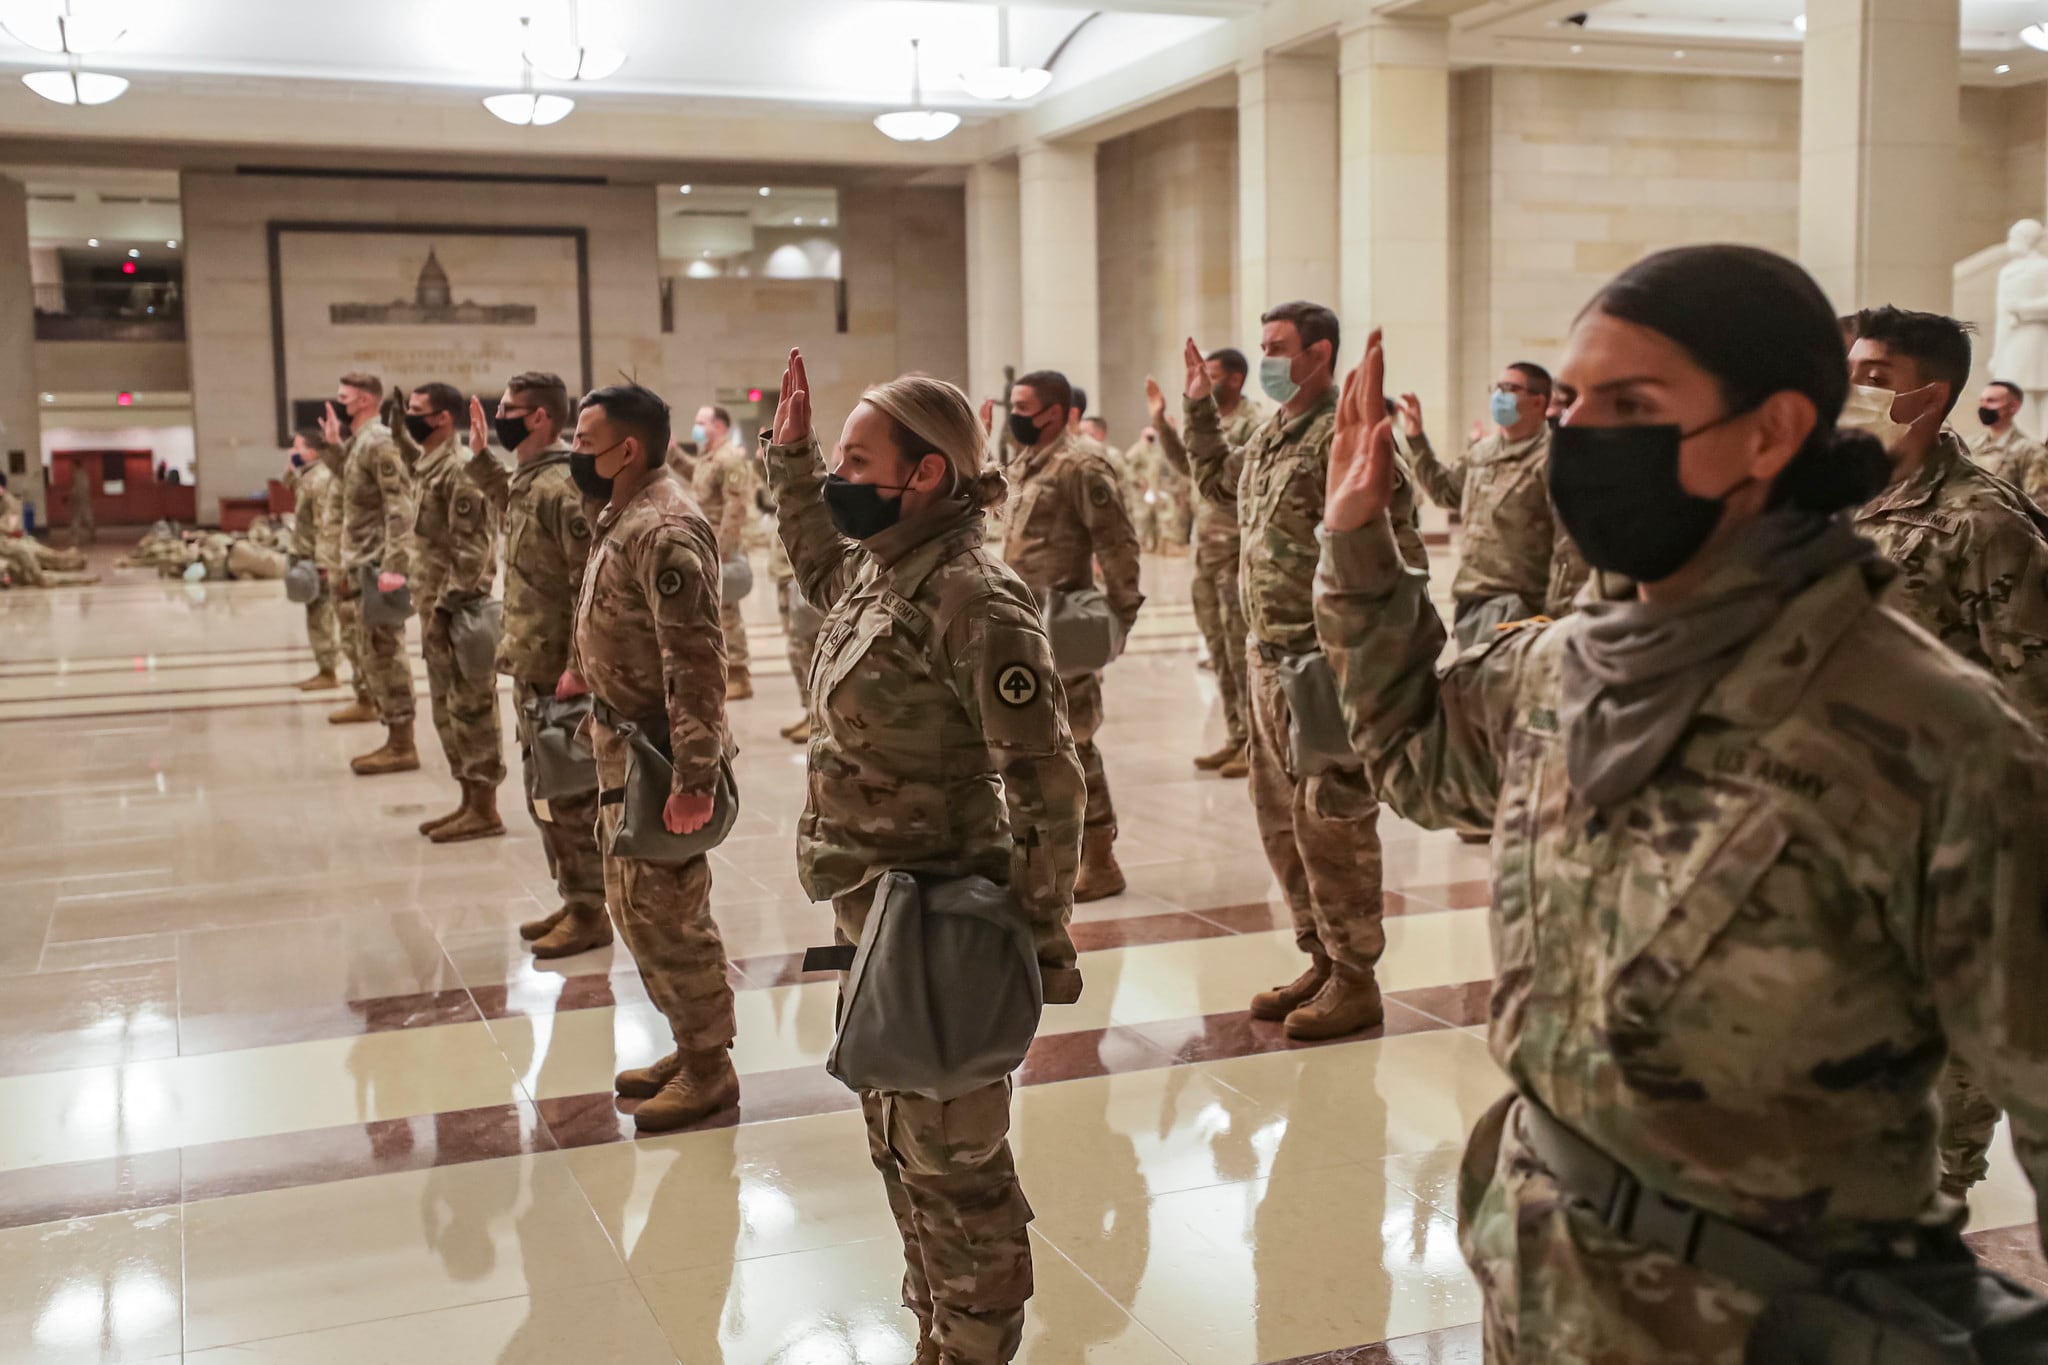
[859,374,1009,513]
[1586,244,1889,514]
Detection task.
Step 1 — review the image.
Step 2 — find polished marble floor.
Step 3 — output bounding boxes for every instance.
[0,539,2038,1365]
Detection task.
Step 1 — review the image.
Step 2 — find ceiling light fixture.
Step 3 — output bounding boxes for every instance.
[962,6,1053,101]
[2023,23,2048,51]
[679,184,691,194]
[525,0,625,83]
[1570,43,1583,53]
[126,247,137,257]
[85,236,97,246]
[12,0,131,105]
[1792,13,1806,31]
[1998,62,2013,73]
[875,38,960,142]
[759,186,771,196]
[165,238,175,247]
[484,17,575,126]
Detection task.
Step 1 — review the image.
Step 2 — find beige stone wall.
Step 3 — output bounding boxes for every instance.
[1095,108,1239,446]
[1452,69,1494,452]
[182,171,660,521]
[34,341,190,396]
[659,186,967,447]
[1959,83,2048,260]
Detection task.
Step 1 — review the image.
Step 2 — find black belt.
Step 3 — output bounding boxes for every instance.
[599,787,624,806]
[1516,1098,1819,1297]
[1253,639,1293,664]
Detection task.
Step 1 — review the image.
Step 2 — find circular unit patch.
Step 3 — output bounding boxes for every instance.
[995,662,1040,707]
[656,566,685,597]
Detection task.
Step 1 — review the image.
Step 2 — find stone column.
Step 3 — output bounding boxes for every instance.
[1339,15,1454,438]
[1236,50,1339,348]
[1018,140,1100,404]
[965,159,1023,409]
[1798,0,1960,313]
[0,177,41,533]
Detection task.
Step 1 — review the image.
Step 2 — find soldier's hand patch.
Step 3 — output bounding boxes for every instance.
[995,663,1040,707]
[656,566,685,598]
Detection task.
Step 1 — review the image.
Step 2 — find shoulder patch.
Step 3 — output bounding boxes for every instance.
[569,515,591,541]
[995,662,1041,708]
[1089,479,1113,509]
[454,493,478,518]
[656,566,685,598]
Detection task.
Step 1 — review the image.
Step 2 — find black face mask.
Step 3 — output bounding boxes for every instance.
[494,413,533,451]
[403,413,439,444]
[569,439,628,503]
[330,403,355,434]
[822,474,909,540]
[1979,405,2004,429]
[1547,415,1746,583]
[1008,411,1044,449]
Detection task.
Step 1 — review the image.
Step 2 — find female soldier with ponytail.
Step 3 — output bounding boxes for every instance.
[761,350,1088,1365]
[1314,246,2048,1359]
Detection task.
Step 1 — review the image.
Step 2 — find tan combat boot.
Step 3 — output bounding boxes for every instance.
[519,906,570,942]
[779,716,811,743]
[1283,969,1384,1041]
[418,786,467,836]
[1073,829,1126,903]
[615,1050,683,1099]
[725,673,754,701]
[1250,958,1329,1021]
[530,903,613,959]
[633,1048,740,1133]
[1193,741,1241,772]
[295,670,341,692]
[431,782,506,843]
[328,699,379,724]
[1217,747,1250,780]
[350,721,421,775]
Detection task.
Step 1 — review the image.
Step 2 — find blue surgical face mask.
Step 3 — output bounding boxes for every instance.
[1259,355,1299,405]
[1490,389,1523,429]
[691,423,708,446]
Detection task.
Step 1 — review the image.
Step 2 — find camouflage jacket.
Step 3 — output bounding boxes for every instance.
[469,443,592,684]
[288,462,332,565]
[1159,397,1266,549]
[573,470,729,797]
[327,419,416,578]
[764,431,1088,997]
[1409,424,1587,614]
[409,434,498,613]
[0,487,20,536]
[1185,388,1425,653]
[1855,430,2048,729]
[1002,432,1145,631]
[1972,425,2048,507]
[689,437,755,561]
[1313,515,2048,1257]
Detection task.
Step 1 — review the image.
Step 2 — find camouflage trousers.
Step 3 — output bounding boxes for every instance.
[514,684,604,914]
[775,576,820,707]
[721,599,751,682]
[0,540,46,587]
[1937,1055,2002,1194]
[595,808,737,1052]
[1245,646,1385,976]
[71,502,94,547]
[862,1081,1034,1365]
[335,591,373,705]
[1190,534,1248,747]
[1061,670,1116,834]
[356,614,415,725]
[1461,1095,1765,1364]
[303,585,342,675]
[422,612,504,786]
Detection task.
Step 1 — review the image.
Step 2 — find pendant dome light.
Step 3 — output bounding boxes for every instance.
[874,38,960,143]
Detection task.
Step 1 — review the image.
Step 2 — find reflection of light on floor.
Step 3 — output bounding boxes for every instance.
[32,1263,177,1349]
[67,1066,175,1148]
[739,1179,800,1238]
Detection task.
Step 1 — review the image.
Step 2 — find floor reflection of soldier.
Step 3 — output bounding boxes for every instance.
[1253,1036,1386,1365]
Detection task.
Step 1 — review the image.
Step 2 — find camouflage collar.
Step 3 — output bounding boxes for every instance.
[863,495,978,569]
[1859,429,1968,519]
[1007,432,1074,485]
[414,435,460,479]
[1479,425,1550,465]
[1697,558,1888,729]
[509,444,572,489]
[1259,387,1338,450]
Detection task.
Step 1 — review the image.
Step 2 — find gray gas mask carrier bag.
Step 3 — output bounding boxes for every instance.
[283,558,320,604]
[443,594,503,684]
[1042,587,1125,679]
[524,694,599,802]
[720,553,755,606]
[602,714,739,864]
[825,871,1044,1102]
[357,564,414,627]
[787,575,825,638]
[1275,648,1363,776]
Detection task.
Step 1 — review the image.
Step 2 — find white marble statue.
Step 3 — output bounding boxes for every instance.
[1994,218,2048,437]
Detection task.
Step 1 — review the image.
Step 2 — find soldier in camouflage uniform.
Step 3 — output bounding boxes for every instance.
[1401,363,1590,648]
[1847,306,2048,1199]
[0,473,91,582]
[284,430,342,691]
[1003,368,1144,903]
[466,374,611,960]
[323,373,419,774]
[320,429,377,724]
[1152,351,1267,775]
[1971,379,2048,505]
[769,530,820,743]
[1318,250,2048,1360]
[561,382,738,1134]
[403,383,505,844]
[764,353,1087,1365]
[1180,310,1425,1040]
[690,404,757,701]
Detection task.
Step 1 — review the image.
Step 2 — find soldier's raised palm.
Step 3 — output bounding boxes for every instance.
[1327,330,1396,534]
[1181,339,1212,402]
[773,348,812,446]
[468,395,490,455]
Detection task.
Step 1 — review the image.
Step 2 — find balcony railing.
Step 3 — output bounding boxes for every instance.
[34,280,185,342]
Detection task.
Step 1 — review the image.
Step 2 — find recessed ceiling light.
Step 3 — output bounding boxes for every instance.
[1773,53,1786,62]
[1570,43,1583,53]
[127,248,139,258]
[701,250,711,258]
[759,187,771,197]
[821,217,831,226]
[1998,63,2013,73]
[86,237,98,247]
[794,216,804,225]
[40,392,54,402]
[679,184,691,194]
[1673,49,1686,57]
[165,239,176,248]
[1792,13,1806,31]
